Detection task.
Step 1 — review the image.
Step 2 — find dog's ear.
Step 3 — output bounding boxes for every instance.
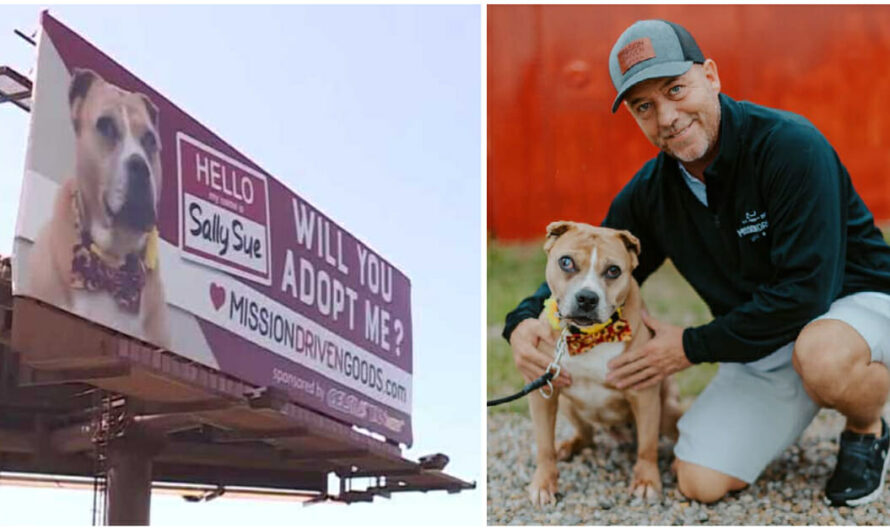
[139,94,160,130]
[69,69,98,133]
[543,221,573,253]
[617,230,641,270]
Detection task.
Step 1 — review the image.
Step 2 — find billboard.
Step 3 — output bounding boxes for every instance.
[13,12,413,444]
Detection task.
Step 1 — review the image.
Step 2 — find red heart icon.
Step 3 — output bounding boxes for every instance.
[209,283,226,310]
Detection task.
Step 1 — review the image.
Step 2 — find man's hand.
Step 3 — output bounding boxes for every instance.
[509,318,572,387]
[606,309,691,390]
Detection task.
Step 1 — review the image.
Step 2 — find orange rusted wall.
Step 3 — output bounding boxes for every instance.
[488,5,890,241]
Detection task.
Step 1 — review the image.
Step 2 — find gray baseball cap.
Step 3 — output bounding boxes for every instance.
[609,20,705,113]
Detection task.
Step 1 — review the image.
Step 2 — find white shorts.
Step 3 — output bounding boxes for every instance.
[673,291,890,484]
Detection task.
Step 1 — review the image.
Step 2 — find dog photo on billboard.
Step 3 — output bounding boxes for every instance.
[28,68,170,348]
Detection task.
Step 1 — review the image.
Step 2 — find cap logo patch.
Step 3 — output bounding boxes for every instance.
[618,38,656,74]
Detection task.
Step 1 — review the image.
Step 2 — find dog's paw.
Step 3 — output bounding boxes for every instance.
[630,481,661,503]
[629,461,662,503]
[528,467,559,506]
[556,435,591,462]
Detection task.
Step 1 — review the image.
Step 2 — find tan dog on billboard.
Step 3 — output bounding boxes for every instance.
[526,221,681,505]
[28,68,170,348]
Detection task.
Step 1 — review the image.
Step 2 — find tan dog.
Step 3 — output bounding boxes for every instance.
[527,221,681,505]
[28,68,170,347]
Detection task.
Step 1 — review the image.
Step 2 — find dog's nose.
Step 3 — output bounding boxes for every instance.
[575,289,599,312]
[122,155,156,230]
[127,156,151,188]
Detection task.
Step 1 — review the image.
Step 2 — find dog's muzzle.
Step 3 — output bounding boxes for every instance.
[116,154,156,231]
[564,288,603,326]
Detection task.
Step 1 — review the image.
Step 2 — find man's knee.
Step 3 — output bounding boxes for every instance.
[791,321,840,386]
[676,460,747,503]
[792,320,869,403]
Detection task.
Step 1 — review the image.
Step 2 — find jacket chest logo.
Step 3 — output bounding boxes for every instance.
[736,210,769,242]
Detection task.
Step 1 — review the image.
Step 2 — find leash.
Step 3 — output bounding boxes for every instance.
[487,329,568,407]
[487,302,632,408]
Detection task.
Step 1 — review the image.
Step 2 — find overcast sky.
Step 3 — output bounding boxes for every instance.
[0,5,482,525]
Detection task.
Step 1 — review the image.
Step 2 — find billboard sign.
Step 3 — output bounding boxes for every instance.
[13,12,413,444]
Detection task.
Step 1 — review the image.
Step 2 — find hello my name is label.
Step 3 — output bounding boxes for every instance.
[177,133,272,285]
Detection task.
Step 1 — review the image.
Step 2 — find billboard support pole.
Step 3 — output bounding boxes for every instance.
[106,432,163,526]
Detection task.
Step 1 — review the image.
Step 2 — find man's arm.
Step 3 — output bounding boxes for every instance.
[503,282,565,385]
[683,125,846,363]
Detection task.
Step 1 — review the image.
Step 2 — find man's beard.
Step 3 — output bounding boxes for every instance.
[671,134,711,162]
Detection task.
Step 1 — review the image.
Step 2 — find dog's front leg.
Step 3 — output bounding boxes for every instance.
[627,384,662,502]
[527,388,560,506]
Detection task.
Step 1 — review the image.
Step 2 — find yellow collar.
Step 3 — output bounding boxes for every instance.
[544,297,632,355]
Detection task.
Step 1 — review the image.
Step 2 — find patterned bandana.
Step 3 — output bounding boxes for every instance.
[543,297,632,356]
[69,189,159,313]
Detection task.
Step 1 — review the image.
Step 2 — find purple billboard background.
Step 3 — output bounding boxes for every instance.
[41,12,413,444]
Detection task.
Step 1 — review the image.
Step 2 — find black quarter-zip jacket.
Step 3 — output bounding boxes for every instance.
[503,94,890,364]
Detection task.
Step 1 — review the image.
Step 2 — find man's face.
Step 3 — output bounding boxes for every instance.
[623,60,721,163]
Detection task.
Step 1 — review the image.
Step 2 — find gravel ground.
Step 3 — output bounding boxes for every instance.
[487,405,890,525]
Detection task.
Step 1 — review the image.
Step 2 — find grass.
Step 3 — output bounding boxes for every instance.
[487,238,718,415]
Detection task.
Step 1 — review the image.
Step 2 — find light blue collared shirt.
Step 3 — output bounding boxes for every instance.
[678,161,708,207]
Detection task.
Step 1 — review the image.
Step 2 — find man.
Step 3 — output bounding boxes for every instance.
[503,19,890,506]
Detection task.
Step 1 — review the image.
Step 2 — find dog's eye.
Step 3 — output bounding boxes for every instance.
[604,265,622,279]
[558,256,576,272]
[141,131,158,155]
[96,116,119,142]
